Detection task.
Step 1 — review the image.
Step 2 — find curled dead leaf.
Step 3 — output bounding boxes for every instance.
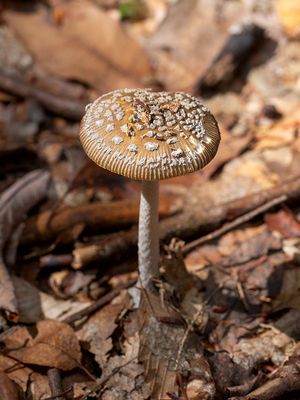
[265,209,300,238]
[9,320,81,371]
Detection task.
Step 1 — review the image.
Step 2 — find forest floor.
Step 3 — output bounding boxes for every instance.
[1,0,300,399]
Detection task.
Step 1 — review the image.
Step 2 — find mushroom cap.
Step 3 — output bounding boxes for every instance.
[80,89,220,180]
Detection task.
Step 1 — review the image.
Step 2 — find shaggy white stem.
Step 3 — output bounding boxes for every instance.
[138,180,159,289]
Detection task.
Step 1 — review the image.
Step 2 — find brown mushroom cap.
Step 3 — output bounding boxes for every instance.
[80,89,220,180]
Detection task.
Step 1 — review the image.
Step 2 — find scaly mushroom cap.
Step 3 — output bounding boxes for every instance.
[80,89,220,180]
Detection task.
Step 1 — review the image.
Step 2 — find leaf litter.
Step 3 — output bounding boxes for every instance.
[1,0,300,399]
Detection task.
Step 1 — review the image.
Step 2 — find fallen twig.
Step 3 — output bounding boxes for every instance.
[0,71,85,120]
[72,229,137,269]
[183,194,287,254]
[228,345,300,400]
[69,176,300,267]
[63,278,136,325]
[160,175,300,244]
[40,254,73,268]
[22,195,177,244]
[226,373,262,397]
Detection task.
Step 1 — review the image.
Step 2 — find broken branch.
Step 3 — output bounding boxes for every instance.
[69,176,300,267]
[0,71,85,120]
[22,195,178,243]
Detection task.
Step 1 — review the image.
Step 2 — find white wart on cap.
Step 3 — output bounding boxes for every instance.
[80,89,220,180]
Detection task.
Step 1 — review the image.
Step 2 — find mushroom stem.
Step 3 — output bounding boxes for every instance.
[138,180,159,289]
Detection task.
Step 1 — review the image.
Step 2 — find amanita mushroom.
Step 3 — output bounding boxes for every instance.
[80,89,220,289]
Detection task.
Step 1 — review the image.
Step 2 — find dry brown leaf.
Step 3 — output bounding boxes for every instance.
[269,263,300,311]
[254,106,300,151]
[218,225,281,266]
[4,326,32,350]
[0,370,24,400]
[217,324,295,371]
[12,276,44,324]
[0,169,50,320]
[28,372,51,400]
[138,290,215,400]
[265,209,300,238]
[0,355,32,393]
[188,141,300,214]
[9,320,81,371]
[5,1,153,91]
[148,0,244,90]
[248,41,300,110]
[101,309,151,400]
[276,0,300,37]
[40,291,91,321]
[77,295,125,368]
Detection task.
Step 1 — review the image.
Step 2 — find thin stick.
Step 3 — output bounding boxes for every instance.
[63,279,136,325]
[183,194,286,255]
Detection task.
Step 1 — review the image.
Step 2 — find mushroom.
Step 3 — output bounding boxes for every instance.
[80,89,220,290]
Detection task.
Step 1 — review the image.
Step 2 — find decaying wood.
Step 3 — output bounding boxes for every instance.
[22,195,178,244]
[0,169,50,320]
[195,23,265,95]
[138,288,215,400]
[72,229,137,269]
[0,71,85,120]
[70,176,300,268]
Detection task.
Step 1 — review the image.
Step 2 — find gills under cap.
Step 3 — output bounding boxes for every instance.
[80,88,220,180]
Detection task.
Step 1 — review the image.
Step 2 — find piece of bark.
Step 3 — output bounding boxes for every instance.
[22,195,178,243]
[0,169,50,320]
[72,229,137,269]
[195,23,265,96]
